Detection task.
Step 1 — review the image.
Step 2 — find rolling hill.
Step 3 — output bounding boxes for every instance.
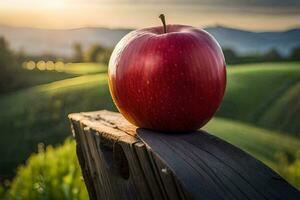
[1,25,300,56]
[1,62,300,179]
[218,62,300,136]
[0,73,114,174]
[258,81,300,134]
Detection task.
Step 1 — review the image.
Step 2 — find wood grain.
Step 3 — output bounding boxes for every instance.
[69,110,300,200]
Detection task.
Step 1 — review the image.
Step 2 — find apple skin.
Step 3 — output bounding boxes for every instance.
[108,25,226,132]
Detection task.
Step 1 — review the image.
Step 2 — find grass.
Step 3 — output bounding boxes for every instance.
[61,63,107,75]
[7,139,88,200]
[219,62,300,135]
[1,70,75,96]
[258,82,300,134]
[2,63,107,96]
[0,73,115,176]
[1,61,300,190]
[15,70,75,86]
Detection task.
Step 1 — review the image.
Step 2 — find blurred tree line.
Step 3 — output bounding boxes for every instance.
[71,42,300,65]
[223,47,300,64]
[1,34,300,93]
[0,37,25,94]
[0,37,112,94]
[71,43,112,64]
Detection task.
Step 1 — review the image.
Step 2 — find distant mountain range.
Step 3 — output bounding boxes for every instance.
[0,25,300,57]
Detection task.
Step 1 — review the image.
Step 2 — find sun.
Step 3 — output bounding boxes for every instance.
[0,0,68,10]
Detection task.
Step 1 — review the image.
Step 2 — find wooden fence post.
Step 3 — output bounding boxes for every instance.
[69,110,300,200]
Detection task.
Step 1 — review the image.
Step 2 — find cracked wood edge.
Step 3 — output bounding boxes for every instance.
[69,110,187,200]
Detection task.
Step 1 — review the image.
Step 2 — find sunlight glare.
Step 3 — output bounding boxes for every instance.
[37,61,46,71]
[46,61,55,70]
[26,61,35,70]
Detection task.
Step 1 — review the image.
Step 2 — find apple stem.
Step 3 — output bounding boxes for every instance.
[159,14,167,34]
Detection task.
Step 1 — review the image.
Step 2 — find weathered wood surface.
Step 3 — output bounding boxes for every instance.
[69,110,300,200]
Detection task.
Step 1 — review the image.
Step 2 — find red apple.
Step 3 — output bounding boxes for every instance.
[108,15,226,132]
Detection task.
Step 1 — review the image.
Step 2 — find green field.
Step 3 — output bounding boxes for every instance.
[61,63,107,75]
[7,140,89,200]
[1,62,300,191]
[204,118,300,169]
[2,63,106,96]
[218,62,300,136]
[0,73,115,175]
[258,81,300,134]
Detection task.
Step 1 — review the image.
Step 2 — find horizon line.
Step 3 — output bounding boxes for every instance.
[1,23,300,33]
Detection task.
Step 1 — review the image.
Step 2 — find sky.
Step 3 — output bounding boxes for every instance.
[0,0,300,31]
